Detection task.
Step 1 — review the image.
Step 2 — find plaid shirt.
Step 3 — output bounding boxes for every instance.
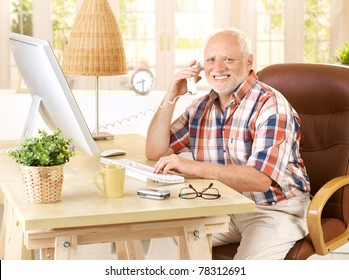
[170,70,310,205]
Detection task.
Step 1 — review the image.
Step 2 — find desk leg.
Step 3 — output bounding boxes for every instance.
[115,240,145,260]
[0,199,8,259]
[54,235,77,260]
[179,224,212,260]
[40,248,55,260]
[115,241,128,260]
[125,240,145,260]
[178,236,190,259]
[1,199,33,260]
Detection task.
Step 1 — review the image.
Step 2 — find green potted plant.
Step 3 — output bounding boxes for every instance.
[334,41,349,65]
[9,129,75,204]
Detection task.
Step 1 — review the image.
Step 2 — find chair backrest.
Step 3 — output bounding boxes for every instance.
[258,63,349,225]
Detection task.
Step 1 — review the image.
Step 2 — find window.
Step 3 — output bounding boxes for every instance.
[116,0,156,89]
[51,0,77,63]
[117,0,156,72]
[8,0,77,88]
[2,0,348,90]
[253,0,333,70]
[174,0,214,69]
[256,0,285,70]
[173,0,214,90]
[10,0,33,35]
[304,0,331,63]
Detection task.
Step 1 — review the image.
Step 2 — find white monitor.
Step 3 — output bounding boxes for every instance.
[9,33,99,157]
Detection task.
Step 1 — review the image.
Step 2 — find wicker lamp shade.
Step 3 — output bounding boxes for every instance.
[62,0,127,76]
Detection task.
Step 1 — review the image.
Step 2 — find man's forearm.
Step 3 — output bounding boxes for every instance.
[145,94,177,160]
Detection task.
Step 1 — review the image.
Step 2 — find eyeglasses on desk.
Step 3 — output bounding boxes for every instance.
[179,183,221,199]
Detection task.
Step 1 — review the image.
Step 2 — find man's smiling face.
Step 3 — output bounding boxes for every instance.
[204,31,253,96]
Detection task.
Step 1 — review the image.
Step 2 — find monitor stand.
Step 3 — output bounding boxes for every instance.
[21,95,76,174]
[21,94,42,143]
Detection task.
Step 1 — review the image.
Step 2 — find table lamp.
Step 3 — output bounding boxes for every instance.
[62,0,127,140]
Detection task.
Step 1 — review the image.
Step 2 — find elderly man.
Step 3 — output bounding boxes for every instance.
[145,28,310,260]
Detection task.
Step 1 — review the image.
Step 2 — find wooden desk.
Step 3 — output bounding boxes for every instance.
[0,134,254,260]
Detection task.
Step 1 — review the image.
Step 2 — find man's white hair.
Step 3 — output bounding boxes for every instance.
[204,27,252,57]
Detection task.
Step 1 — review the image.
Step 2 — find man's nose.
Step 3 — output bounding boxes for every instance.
[212,59,226,71]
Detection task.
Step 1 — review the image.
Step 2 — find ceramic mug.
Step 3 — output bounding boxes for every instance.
[94,164,125,198]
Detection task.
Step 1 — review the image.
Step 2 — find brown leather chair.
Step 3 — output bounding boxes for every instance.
[212,63,349,260]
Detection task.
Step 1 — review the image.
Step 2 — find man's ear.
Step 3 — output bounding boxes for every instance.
[247,54,253,68]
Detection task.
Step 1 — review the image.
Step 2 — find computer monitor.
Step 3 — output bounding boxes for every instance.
[9,33,99,157]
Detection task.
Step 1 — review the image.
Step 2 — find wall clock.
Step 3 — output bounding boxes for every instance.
[130,68,155,95]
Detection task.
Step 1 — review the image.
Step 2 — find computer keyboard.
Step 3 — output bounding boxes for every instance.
[100,158,185,184]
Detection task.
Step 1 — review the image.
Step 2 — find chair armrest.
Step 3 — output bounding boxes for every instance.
[307,175,349,255]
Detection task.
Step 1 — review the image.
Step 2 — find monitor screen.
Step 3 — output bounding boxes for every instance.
[9,33,99,157]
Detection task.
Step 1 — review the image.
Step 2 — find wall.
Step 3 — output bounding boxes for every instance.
[0,90,201,141]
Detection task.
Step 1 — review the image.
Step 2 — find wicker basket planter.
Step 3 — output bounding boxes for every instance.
[20,164,64,204]
[9,129,74,204]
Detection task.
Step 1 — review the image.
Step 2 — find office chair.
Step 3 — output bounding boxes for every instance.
[212,63,349,260]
